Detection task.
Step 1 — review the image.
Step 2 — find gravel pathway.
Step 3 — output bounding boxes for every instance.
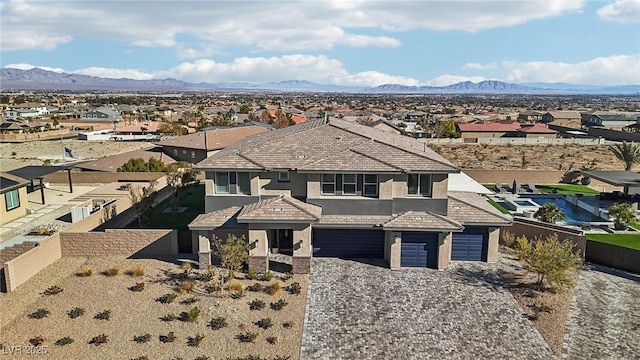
[562,263,640,359]
[301,258,553,360]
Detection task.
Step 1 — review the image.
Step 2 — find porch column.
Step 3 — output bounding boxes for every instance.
[292,225,312,274]
[197,231,211,270]
[437,232,452,270]
[486,227,500,263]
[38,177,45,205]
[385,231,401,270]
[248,227,269,272]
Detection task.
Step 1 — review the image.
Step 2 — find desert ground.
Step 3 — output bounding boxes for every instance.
[0,140,624,173]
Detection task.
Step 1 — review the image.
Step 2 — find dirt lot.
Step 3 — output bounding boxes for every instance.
[0,257,307,360]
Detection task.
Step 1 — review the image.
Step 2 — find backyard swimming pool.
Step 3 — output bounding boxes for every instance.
[532,196,604,224]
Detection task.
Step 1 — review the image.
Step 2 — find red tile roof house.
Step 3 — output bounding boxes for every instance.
[189,119,511,273]
[457,122,557,142]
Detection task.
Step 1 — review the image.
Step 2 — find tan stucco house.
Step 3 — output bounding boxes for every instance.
[0,173,30,226]
[189,119,511,273]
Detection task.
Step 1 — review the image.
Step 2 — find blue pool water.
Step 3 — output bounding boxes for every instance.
[532,197,603,224]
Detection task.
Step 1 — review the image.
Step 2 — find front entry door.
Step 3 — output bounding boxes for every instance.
[274,229,294,255]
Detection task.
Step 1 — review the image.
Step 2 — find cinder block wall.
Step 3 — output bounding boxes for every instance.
[3,235,62,292]
[502,218,586,257]
[60,229,178,257]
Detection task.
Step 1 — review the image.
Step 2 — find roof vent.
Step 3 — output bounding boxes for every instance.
[295,155,306,159]
[272,208,283,212]
[335,136,342,141]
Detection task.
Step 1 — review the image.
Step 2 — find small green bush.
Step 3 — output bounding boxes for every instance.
[282,321,294,328]
[208,317,228,330]
[157,293,178,304]
[161,313,178,322]
[286,282,301,295]
[133,333,152,343]
[68,307,85,319]
[55,337,74,346]
[29,308,50,319]
[182,306,201,323]
[245,269,257,280]
[281,272,293,282]
[249,299,265,311]
[29,336,45,346]
[266,336,277,345]
[260,272,273,282]
[90,334,109,346]
[270,299,288,311]
[95,310,111,321]
[255,318,273,330]
[236,331,258,343]
[180,296,199,305]
[43,285,63,295]
[129,282,145,292]
[187,333,205,347]
[247,282,263,292]
[159,332,176,343]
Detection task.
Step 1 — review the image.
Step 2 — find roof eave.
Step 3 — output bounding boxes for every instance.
[236,218,319,224]
[383,226,464,232]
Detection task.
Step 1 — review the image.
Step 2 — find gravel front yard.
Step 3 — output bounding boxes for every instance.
[0,257,307,359]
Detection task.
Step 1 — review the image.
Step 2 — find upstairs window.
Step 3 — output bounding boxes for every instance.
[342,174,357,195]
[278,171,290,182]
[215,172,229,194]
[364,174,378,196]
[237,172,251,195]
[407,174,432,196]
[321,174,336,195]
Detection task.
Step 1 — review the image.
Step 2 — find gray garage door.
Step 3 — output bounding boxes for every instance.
[451,229,487,261]
[401,232,439,268]
[312,229,384,258]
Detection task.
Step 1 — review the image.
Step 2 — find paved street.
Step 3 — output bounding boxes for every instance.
[562,264,640,359]
[301,258,553,360]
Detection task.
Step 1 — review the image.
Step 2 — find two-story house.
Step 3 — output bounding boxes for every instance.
[189,119,511,273]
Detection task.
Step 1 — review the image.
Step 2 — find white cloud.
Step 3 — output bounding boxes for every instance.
[597,0,640,23]
[1,0,586,51]
[463,62,498,70]
[503,54,640,85]
[426,75,487,86]
[72,67,155,80]
[3,63,65,73]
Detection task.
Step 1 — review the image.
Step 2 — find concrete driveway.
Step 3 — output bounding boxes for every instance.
[301,258,553,360]
[562,264,640,359]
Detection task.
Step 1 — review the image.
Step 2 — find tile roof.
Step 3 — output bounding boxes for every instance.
[237,195,322,223]
[74,146,177,172]
[189,206,243,229]
[317,215,391,226]
[383,211,463,231]
[516,124,558,134]
[457,122,521,132]
[158,126,269,151]
[196,118,457,173]
[546,111,581,119]
[447,191,512,225]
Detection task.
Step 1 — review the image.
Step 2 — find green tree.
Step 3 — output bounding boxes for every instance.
[165,161,198,210]
[437,120,460,138]
[117,158,166,172]
[609,141,640,171]
[607,202,638,229]
[128,179,158,228]
[515,234,582,289]
[534,203,566,223]
[211,234,249,280]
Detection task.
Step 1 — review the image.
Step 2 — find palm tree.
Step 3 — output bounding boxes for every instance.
[534,203,566,223]
[609,141,640,171]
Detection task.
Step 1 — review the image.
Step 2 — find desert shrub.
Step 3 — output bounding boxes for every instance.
[228,280,246,293]
[157,293,178,304]
[181,262,194,273]
[95,310,111,321]
[286,282,301,295]
[159,332,176,343]
[500,231,517,248]
[247,282,263,292]
[161,313,178,322]
[129,265,145,277]
[130,282,145,292]
[516,234,582,289]
[231,289,246,299]
[236,331,258,343]
[194,357,210,360]
[29,308,50,319]
[260,272,273,282]
[208,317,228,330]
[264,281,282,296]
[245,269,257,280]
[90,334,109,346]
[273,356,291,360]
[255,318,273,330]
[133,333,152,343]
[266,336,277,345]
[78,267,94,277]
[178,281,195,294]
[281,272,293,282]
[68,307,85,319]
[132,357,149,360]
[248,299,265,311]
[55,337,74,346]
[282,321,294,329]
[187,333,205,347]
[105,265,123,277]
[515,235,532,261]
[30,336,45,346]
[270,299,288,311]
[181,306,201,323]
[43,285,63,295]
[228,356,265,360]
[180,296,200,305]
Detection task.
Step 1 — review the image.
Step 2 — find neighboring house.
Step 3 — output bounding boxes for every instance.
[113,122,161,136]
[158,126,270,164]
[189,119,511,274]
[517,111,543,122]
[74,147,176,172]
[370,119,403,135]
[0,173,29,226]
[83,108,120,121]
[2,109,41,120]
[541,111,581,127]
[582,112,640,129]
[457,122,521,141]
[515,124,558,138]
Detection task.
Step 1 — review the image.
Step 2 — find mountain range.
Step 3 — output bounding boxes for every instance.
[1,68,639,95]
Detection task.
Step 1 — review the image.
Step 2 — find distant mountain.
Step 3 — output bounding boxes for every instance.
[1,67,638,94]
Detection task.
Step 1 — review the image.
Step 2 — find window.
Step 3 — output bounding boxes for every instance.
[321,174,335,194]
[407,174,432,196]
[191,151,196,159]
[5,190,20,211]
[278,171,289,182]
[342,174,356,195]
[173,149,178,155]
[215,172,229,193]
[237,172,251,195]
[364,174,378,196]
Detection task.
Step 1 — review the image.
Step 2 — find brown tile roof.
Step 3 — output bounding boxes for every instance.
[447,191,512,225]
[516,124,558,134]
[317,215,391,227]
[383,211,463,231]
[457,122,521,132]
[74,146,177,172]
[159,126,269,151]
[196,119,457,173]
[237,195,322,223]
[189,206,243,229]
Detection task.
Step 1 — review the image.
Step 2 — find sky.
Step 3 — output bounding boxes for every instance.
[1,0,639,87]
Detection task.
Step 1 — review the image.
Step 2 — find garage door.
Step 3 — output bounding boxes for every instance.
[401,232,439,268]
[312,229,384,258]
[451,231,486,261]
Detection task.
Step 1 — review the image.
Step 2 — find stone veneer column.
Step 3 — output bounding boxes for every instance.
[292,225,312,274]
[197,231,211,270]
[248,227,269,273]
